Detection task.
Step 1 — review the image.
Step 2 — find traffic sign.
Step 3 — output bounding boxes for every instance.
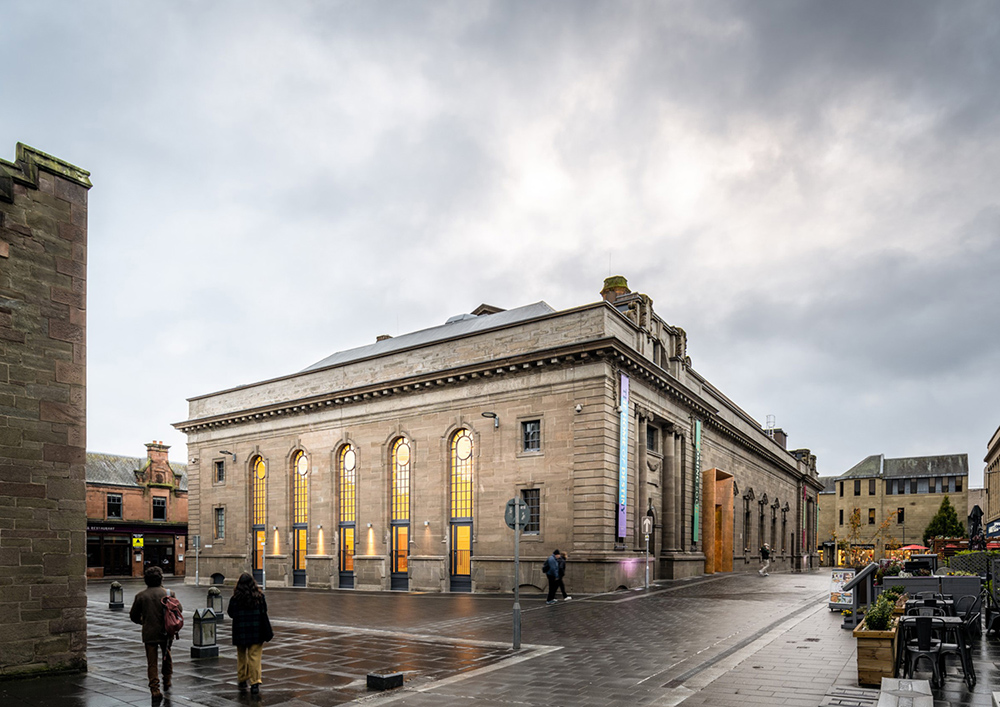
[132,534,144,549]
[504,498,530,530]
[641,516,653,535]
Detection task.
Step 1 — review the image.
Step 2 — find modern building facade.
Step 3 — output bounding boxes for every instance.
[177,277,822,593]
[985,425,1000,537]
[818,453,969,564]
[0,144,91,676]
[85,442,188,578]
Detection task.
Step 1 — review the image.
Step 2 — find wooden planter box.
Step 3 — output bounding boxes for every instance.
[853,618,898,687]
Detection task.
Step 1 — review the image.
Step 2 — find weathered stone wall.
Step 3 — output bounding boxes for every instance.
[0,144,90,677]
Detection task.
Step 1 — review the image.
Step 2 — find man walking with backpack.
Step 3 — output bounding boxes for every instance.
[129,566,181,702]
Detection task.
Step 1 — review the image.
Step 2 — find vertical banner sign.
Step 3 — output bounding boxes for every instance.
[693,420,702,543]
[802,485,807,550]
[617,374,630,538]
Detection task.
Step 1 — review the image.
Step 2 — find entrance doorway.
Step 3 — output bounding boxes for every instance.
[701,468,734,574]
[339,526,355,588]
[391,523,409,590]
[450,522,472,592]
[143,536,175,575]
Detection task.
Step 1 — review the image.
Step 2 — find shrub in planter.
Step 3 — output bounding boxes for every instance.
[853,595,899,687]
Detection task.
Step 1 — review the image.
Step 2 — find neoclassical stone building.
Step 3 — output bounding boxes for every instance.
[177,277,821,593]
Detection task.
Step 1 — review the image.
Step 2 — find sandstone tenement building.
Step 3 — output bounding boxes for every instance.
[817,453,969,564]
[86,441,188,579]
[0,144,90,676]
[177,277,822,593]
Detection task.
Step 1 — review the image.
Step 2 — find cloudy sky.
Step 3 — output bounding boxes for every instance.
[3,2,997,484]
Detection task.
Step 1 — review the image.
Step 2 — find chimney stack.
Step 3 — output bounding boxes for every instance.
[601,275,630,303]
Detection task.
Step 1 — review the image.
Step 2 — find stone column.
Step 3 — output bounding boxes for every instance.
[661,432,677,552]
[636,412,647,550]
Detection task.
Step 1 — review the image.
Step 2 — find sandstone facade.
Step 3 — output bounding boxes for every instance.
[177,278,822,593]
[0,144,90,676]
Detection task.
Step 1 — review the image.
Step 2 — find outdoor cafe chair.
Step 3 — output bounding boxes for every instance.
[954,595,978,621]
[907,605,946,617]
[901,616,945,687]
[938,616,977,689]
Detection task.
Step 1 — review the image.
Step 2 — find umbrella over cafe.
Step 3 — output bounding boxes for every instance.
[899,544,929,551]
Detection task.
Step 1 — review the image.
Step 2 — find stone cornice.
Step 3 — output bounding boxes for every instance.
[175,334,821,491]
[175,338,620,432]
[0,143,92,202]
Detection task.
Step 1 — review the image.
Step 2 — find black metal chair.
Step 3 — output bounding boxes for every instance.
[906,604,946,617]
[902,616,944,687]
[939,617,977,689]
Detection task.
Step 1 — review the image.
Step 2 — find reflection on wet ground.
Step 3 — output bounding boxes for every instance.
[0,581,531,707]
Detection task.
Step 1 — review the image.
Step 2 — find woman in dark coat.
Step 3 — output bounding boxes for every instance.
[227,572,273,694]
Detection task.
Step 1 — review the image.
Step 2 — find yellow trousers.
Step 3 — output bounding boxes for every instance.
[236,644,264,686]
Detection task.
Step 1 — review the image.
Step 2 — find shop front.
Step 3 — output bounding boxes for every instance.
[87,523,187,578]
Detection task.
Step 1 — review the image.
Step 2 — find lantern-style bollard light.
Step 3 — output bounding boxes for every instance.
[190,608,219,659]
[109,581,124,611]
[207,586,224,621]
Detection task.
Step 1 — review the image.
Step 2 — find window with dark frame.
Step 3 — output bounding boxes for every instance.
[214,460,225,483]
[839,509,843,525]
[854,479,861,496]
[152,496,166,521]
[839,482,844,497]
[897,507,904,524]
[646,425,658,453]
[107,493,122,519]
[521,420,541,452]
[956,477,962,492]
[868,478,876,495]
[868,508,875,525]
[214,507,225,539]
[520,488,540,534]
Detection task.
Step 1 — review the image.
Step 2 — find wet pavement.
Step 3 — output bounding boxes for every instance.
[0,570,995,706]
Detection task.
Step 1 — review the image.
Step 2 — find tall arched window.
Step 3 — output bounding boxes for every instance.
[449,429,473,592]
[292,451,308,587]
[337,444,357,589]
[251,456,266,583]
[390,437,411,590]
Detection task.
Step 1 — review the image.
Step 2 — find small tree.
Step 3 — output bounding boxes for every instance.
[922,495,965,547]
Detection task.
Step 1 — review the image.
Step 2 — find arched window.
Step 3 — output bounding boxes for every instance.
[337,444,357,588]
[449,429,474,591]
[292,451,308,587]
[390,437,411,590]
[251,457,266,582]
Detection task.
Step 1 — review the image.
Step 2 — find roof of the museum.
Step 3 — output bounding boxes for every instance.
[817,476,838,493]
[837,453,968,480]
[86,452,188,491]
[302,301,557,372]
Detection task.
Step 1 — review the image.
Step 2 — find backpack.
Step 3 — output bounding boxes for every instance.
[162,593,184,639]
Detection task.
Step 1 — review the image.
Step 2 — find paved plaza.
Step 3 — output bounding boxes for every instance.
[0,570,997,707]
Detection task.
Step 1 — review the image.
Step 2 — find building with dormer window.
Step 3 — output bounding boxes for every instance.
[85,441,188,578]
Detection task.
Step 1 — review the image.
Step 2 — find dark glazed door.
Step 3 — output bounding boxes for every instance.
[450,522,472,592]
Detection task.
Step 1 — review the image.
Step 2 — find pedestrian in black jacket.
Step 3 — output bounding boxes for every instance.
[544,549,561,604]
[555,551,571,601]
[227,572,273,694]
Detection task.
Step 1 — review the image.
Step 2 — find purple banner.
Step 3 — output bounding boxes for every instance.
[617,374,630,538]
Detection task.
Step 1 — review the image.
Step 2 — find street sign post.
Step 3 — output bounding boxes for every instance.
[641,516,653,588]
[505,497,529,650]
[191,534,201,586]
